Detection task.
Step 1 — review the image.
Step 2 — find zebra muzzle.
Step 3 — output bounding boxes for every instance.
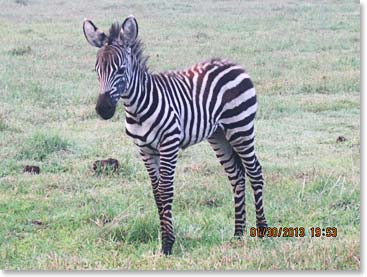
[95,93,116,120]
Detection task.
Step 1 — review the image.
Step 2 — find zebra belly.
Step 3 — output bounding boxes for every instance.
[179,120,219,149]
[126,117,218,151]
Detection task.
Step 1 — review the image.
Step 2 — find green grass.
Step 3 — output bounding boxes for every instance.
[0,0,360,270]
[17,132,71,161]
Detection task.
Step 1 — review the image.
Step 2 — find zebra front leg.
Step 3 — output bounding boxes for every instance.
[139,151,163,220]
[158,135,180,255]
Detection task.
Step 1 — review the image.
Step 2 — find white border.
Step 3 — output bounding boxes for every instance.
[1,1,364,276]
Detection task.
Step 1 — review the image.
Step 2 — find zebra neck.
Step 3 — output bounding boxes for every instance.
[121,69,151,120]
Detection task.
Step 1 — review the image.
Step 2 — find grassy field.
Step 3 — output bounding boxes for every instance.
[0,0,360,270]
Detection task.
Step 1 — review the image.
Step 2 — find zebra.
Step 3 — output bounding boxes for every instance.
[83,15,267,255]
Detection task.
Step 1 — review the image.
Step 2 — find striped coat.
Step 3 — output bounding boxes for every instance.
[83,16,267,255]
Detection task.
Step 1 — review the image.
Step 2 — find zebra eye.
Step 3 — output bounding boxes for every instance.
[117,67,126,75]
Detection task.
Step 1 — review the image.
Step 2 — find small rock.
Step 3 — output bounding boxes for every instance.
[203,198,220,208]
[336,136,347,143]
[23,165,40,174]
[93,158,119,173]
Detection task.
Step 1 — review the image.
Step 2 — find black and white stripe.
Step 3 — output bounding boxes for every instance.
[83,16,267,255]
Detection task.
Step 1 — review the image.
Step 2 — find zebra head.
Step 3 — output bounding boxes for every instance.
[83,16,138,120]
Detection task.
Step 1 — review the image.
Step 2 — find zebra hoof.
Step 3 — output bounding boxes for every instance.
[162,245,173,256]
[256,224,268,238]
[233,230,244,239]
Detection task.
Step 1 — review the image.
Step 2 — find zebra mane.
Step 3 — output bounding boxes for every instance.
[131,38,149,71]
[108,22,121,44]
[107,22,149,71]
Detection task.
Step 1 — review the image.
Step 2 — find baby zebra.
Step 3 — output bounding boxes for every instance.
[83,15,267,255]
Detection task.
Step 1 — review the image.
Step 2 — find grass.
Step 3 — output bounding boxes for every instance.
[17,132,71,161]
[0,0,360,270]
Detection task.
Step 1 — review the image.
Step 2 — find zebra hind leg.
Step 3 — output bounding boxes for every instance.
[208,130,247,237]
[229,140,268,236]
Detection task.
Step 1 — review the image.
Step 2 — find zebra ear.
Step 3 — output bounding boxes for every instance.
[121,15,138,46]
[83,19,107,48]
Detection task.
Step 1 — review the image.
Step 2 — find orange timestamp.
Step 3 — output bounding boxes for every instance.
[249,227,338,238]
